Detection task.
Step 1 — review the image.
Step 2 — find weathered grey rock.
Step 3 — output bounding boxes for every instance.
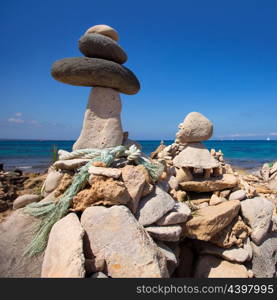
[43,170,63,195]
[13,194,40,209]
[183,200,241,241]
[41,213,85,278]
[51,57,140,95]
[175,112,213,143]
[135,185,176,226]
[251,232,277,278]
[173,143,219,169]
[121,165,147,213]
[229,189,246,201]
[180,174,238,192]
[241,197,274,245]
[194,255,249,278]
[196,241,250,263]
[53,158,90,170]
[88,165,122,179]
[156,242,178,275]
[156,202,191,226]
[78,33,127,64]
[73,87,124,150]
[81,206,169,278]
[146,225,182,242]
[0,210,43,277]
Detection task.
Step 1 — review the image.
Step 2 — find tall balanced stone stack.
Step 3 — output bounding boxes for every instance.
[51,24,140,150]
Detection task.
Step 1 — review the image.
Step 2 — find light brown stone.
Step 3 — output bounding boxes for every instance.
[54,159,90,171]
[43,170,63,195]
[72,176,130,211]
[81,205,169,278]
[183,200,241,241]
[180,174,238,192]
[41,213,85,278]
[88,166,121,179]
[85,24,119,41]
[13,194,40,209]
[54,173,73,197]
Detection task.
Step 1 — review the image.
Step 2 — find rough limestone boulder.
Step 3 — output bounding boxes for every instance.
[81,205,169,278]
[0,210,43,277]
[183,200,241,241]
[78,33,127,64]
[173,142,219,169]
[241,197,275,245]
[51,57,140,95]
[194,255,249,278]
[180,174,238,192]
[175,112,213,143]
[41,213,85,278]
[250,232,277,278]
[135,185,176,226]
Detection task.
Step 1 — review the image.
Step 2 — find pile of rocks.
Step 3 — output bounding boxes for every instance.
[0,26,276,278]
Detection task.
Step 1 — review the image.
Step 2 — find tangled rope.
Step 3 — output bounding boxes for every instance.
[24,144,164,257]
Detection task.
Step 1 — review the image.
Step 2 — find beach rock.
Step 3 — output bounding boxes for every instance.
[156,202,191,226]
[88,165,122,179]
[85,24,119,41]
[53,159,90,171]
[251,232,277,278]
[73,87,124,150]
[78,33,127,64]
[175,112,213,143]
[194,255,248,278]
[121,165,147,213]
[241,197,274,245]
[146,225,182,242]
[0,210,43,277]
[175,167,193,183]
[167,175,179,190]
[91,272,109,278]
[180,174,238,192]
[156,242,178,275]
[51,57,140,95]
[210,216,252,248]
[84,258,105,275]
[183,200,241,241]
[13,194,40,209]
[209,194,225,206]
[54,173,73,197]
[81,205,169,278]
[195,241,250,263]
[173,143,219,169]
[135,185,176,226]
[150,142,166,159]
[41,213,85,278]
[72,176,130,211]
[43,170,63,195]
[268,175,277,192]
[229,189,246,201]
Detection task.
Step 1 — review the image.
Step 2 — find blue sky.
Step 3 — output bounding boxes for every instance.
[0,0,276,140]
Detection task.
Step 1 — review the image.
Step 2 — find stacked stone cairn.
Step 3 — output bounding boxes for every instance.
[0,27,276,278]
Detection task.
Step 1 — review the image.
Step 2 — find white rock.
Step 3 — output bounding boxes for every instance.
[54,159,90,170]
[229,189,246,201]
[241,197,275,245]
[88,166,122,178]
[156,202,191,225]
[43,170,63,195]
[73,87,123,150]
[13,194,40,209]
[146,225,182,242]
[135,185,175,226]
[41,213,85,278]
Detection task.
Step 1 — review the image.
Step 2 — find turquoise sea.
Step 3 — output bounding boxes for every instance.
[0,140,276,173]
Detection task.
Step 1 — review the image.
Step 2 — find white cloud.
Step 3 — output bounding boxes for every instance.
[8,118,24,124]
[15,112,22,117]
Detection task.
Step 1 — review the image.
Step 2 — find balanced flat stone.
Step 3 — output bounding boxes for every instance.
[78,33,127,64]
[180,174,238,192]
[85,24,119,41]
[81,205,169,278]
[41,213,85,278]
[51,57,140,95]
[173,142,219,169]
[175,112,213,143]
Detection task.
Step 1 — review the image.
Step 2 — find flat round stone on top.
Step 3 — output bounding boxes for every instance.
[78,33,127,64]
[51,57,140,95]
